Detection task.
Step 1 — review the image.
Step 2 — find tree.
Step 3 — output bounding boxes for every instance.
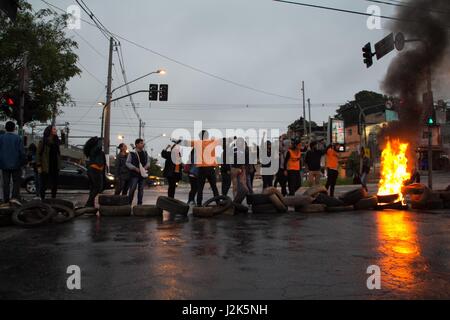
[287,117,318,135]
[147,157,163,177]
[335,90,390,127]
[0,1,81,124]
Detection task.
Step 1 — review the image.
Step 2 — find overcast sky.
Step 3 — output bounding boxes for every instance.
[30,0,400,159]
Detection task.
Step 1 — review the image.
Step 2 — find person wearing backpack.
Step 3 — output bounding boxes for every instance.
[162,141,183,199]
[126,139,150,205]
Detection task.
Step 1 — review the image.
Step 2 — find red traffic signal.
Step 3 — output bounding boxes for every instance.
[6,97,14,106]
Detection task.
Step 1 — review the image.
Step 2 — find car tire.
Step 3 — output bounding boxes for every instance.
[411,199,444,210]
[354,196,378,210]
[233,203,249,214]
[325,205,354,213]
[268,194,287,213]
[74,207,98,216]
[284,195,314,208]
[98,195,129,206]
[303,185,328,197]
[246,194,272,206]
[193,206,216,218]
[156,196,189,216]
[296,204,326,213]
[133,205,163,217]
[99,205,132,217]
[252,203,278,214]
[12,201,55,227]
[339,188,368,205]
[313,193,345,207]
[43,198,75,210]
[263,187,288,206]
[203,196,233,215]
[50,204,75,223]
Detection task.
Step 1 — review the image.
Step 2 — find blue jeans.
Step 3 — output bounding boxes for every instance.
[128,176,144,205]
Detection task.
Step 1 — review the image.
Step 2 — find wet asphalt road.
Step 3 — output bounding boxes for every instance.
[1,183,450,300]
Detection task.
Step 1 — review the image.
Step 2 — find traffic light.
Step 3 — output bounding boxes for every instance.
[1,94,15,116]
[149,84,158,101]
[159,84,168,102]
[362,42,373,68]
[426,113,436,126]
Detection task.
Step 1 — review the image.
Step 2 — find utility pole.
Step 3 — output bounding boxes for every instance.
[301,81,306,139]
[103,37,114,159]
[426,64,433,189]
[19,53,28,137]
[307,98,312,141]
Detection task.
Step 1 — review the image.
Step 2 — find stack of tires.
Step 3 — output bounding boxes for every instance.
[11,199,76,227]
[247,187,287,214]
[156,196,190,218]
[98,195,131,217]
[338,187,378,211]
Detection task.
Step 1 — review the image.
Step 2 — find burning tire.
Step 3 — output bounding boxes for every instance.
[354,196,378,210]
[43,199,75,210]
[98,195,129,206]
[339,188,368,205]
[296,204,326,213]
[12,201,55,227]
[133,205,162,217]
[325,205,354,213]
[50,204,75,224]
[284,195,314,208]
[313,193,345,207]
[99,205,132,217]
[156,196,190,216]
[246,194,272,206]
[303,186,328,197]
[252,203,279,214]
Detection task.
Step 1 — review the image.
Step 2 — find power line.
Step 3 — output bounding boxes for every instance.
[76,60,105,86]
[40,0,301,102]
[364,0,450,16]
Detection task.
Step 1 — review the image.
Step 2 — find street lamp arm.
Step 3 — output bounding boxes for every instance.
[111,71,160,94]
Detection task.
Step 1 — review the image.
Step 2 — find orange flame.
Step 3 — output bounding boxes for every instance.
[378,139,411,202]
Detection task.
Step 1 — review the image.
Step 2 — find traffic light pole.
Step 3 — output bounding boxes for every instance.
[103,37,114,158]
[301,81,306,139]
[426,64,433,189]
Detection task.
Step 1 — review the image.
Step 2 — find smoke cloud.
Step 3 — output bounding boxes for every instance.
[379,0,450,154]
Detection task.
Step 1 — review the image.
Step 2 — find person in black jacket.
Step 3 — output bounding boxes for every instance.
[83,137,106,208]
[114,143,130,195]
[304,141,325,186]
[162,141,182,198]
[126,139,150,205]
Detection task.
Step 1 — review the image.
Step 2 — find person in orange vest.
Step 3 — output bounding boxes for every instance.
[325,143,340,197]
[284,138,306,196]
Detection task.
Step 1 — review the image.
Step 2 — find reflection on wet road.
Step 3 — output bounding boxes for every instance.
[0,210,449,299]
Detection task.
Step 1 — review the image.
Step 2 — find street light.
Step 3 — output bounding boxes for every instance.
[118,135,124,140]
[99,69,166,143]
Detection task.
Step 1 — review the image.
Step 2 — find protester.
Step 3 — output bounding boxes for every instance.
[27,143,40,198]
[284,138,303,196]
[114,143,130,195]
[220,137,232,197]
[305,141,325,186]
[161,141,182,198]
[37,125,61,199]
[0,121,25,205]
[83,137,106,208]
[325,143,340,197]
[274,136,289,196]
[360,147,370,192]
[177,130,220,206]
[127,138,150,205]
[230,137,249,200]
